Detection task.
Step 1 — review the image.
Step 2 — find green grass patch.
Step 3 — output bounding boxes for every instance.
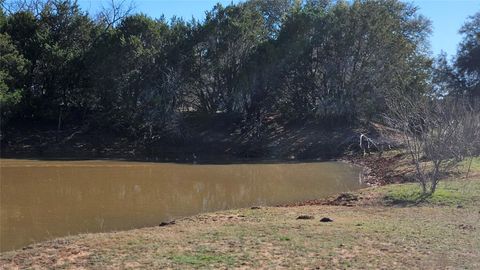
[382,179,480,206]
[171,252,236,267]
[278,236,291,241]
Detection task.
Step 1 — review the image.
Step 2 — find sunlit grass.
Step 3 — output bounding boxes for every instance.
[381,178,480,206]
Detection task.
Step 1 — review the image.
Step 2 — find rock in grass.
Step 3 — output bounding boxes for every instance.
[159,220,175,227]
[251,206,261,210]
[320,217,333,222]
[458,224,475,230]
[297,215,314,220]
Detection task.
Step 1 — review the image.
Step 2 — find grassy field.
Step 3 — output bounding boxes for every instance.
[1,159,479,269]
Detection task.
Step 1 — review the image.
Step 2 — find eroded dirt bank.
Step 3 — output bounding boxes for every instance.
[1,116,399,163]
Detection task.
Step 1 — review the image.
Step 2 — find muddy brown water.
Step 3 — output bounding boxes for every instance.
[0,159,364,252]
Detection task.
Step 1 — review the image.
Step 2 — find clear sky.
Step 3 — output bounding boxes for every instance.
[77,0,480,57]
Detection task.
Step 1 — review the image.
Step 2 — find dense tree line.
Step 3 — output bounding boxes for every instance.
[0,0,478,149]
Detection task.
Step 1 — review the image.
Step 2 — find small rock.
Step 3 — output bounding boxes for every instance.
[457,205,464,209]
[320,217,333,222]
[297,215,314,220]
[159,220,175,227]
[333,193,359,204]
[458,224,475,230]
[251,206,261,210]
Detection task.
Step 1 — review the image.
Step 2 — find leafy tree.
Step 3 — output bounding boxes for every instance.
[0,0,450,157]
[456,11,480,102]
[3,0,95,132]
[189,3,269,113]
[0,32,28,123]
[86,14,180,141]
[431,52,462,98]
[252,0,431,123]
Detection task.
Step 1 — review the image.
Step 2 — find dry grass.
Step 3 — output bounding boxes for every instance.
[1,173,479,269]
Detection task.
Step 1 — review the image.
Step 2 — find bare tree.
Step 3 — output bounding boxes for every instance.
[96,0,135,30]
[1,0,48,16]
[385,89,480,194]
[1,0,134,24]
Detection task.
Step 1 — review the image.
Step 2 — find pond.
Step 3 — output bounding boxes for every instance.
[0,159,364,251]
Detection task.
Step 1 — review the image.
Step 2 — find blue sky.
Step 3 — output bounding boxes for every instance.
[77,0,480,57]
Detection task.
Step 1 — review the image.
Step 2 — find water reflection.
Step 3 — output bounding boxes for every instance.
[0,159,363,251]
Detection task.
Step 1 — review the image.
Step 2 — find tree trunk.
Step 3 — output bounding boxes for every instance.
[56,106,63,143]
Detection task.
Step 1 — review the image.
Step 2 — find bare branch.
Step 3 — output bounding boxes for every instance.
[96,0,135,30]
[1,0,48,17]
[385,85,480,194]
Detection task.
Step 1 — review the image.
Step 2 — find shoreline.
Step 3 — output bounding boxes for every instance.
[1,155,479,268]
[2,177,478,268]
[1,151,404,252]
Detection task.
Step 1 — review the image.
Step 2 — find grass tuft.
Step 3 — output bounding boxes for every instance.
[279,236,291,241]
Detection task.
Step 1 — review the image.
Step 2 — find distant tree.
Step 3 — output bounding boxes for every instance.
[431,53,462,98]
[1,0,465,158]
[1,0,47,16]
[0,32,28,125]
[188,2,270,113]
[3,0,95,135]
[2,9,39,119]
[96,0,135,31]
[254,0,431,123]
[247,0,294,39]
[455,11,480,103]
[86,14,182,142]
